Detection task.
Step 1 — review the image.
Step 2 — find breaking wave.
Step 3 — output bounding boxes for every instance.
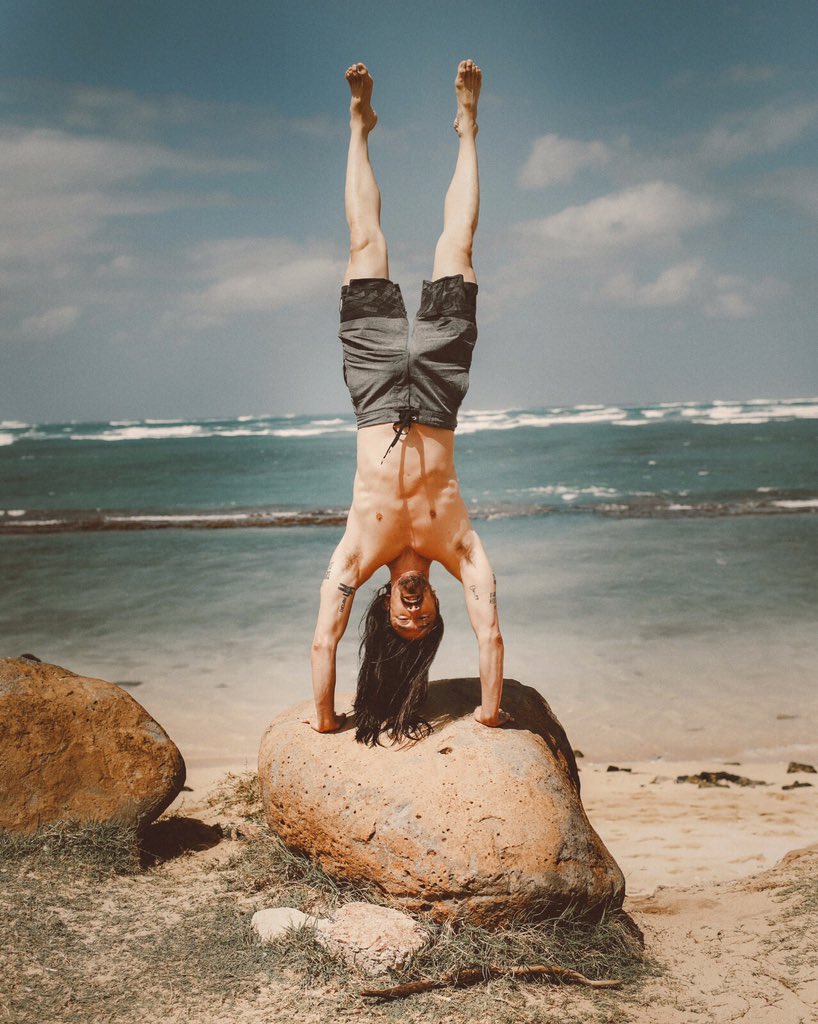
[1,396,817,445]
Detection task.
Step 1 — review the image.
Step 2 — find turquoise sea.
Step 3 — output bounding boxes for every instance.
[2,398,817,766]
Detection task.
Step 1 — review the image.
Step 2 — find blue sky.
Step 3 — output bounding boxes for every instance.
[1,0,816,421]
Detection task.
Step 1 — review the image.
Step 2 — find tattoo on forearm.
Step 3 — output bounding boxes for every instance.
[469,585,479,601]
[324,560,333,580]
[489,591,497,605]
[338,582,355,613]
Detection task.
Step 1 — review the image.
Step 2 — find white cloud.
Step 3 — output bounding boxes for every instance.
[723,64,777,85]
[0,126,250,188]
[518,182,725,253]
[603,260,703,307]
[518,133,610,188]
[0,127,251,267]
[599,262,789,320]
[757,168,818,219]
[703,291,755,319]
[96,255,139,277]
[699,101,818,164]
[19,305,81,338]
[181,238,346,317]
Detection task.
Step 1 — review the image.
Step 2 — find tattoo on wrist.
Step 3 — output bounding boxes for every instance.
[489,591,496,605]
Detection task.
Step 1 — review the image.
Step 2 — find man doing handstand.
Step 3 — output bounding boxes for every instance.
[309,59,510,744]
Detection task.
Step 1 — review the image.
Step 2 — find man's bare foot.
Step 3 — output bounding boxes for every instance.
[473,706,513,727]
[345,62,377,133]
[303,711,348,734]
[454,58,481,136]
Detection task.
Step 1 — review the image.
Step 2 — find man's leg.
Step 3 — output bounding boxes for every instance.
[431,59,481,285]
[344,63,388,284]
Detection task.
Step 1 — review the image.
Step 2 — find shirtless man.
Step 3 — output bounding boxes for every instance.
[309,59,509,744]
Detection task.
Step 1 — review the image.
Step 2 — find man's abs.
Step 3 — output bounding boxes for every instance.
[349,423,470,571]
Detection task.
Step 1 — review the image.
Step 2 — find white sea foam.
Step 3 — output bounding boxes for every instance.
[14,396,818,444]
[269,426,356,438]
[524,485,619,499]
[2,509,26,516]
[12,519,62,527]
[772,499,818,509]
[458,406,628,433]
[71,424,207,442]
[104,513,254,523]
[681,399,818,425]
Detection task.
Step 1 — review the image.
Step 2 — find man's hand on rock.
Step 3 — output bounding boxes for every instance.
[303,712,348,734]
[473,706,514,727]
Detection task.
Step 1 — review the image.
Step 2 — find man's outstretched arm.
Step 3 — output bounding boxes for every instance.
[308,539,361,732]
[458,530,509,727]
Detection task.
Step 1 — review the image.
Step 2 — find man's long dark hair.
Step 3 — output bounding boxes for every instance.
[354,582,444,746]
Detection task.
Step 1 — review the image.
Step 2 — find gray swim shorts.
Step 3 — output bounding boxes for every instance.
[339,274,478,431]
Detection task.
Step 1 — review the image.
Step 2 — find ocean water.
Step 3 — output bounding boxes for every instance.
[2,398,817,766]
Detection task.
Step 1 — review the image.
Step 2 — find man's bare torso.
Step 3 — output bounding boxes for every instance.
[345,423,473,583]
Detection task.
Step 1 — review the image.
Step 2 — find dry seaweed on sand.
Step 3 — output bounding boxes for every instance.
[675,770,767,788]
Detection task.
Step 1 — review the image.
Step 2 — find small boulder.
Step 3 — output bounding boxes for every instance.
[787,762,816,774]
[0,657,185,833]
[251,907,320,943]
[258,678,624,926]
[315,902,427,976]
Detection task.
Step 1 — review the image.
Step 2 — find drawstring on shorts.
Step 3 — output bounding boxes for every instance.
[381,407,418,464]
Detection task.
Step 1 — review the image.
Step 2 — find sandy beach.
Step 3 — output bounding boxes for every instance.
[6,750,817,1024]
[175,756,817,897]
[165,755,818,1023]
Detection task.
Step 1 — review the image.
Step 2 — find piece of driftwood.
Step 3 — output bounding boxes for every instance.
[360,964,622,1000]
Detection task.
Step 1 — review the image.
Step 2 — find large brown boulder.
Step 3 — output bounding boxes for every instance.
[258,678,624,926]
[0,656,185,833]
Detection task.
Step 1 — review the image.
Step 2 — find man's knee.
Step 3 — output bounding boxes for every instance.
[433,236,474,279]
[347,234,388,279]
